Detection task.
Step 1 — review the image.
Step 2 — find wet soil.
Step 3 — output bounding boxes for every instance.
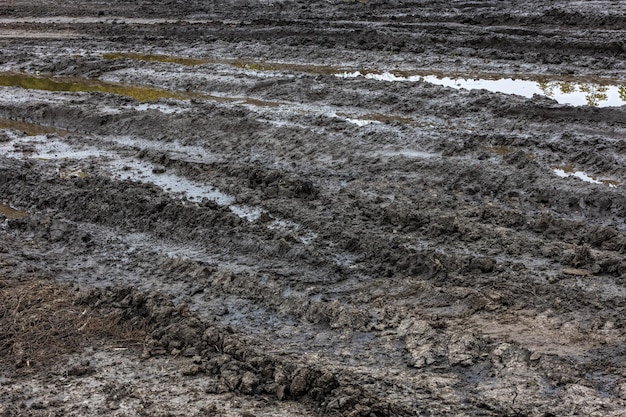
[1,1,626,416]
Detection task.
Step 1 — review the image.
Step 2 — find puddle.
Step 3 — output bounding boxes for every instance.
[335,112,413,125]
[103,53,210,66]
[381,150,438,159]
[0,72,280,107]
[481,145,515,155]
[0,118,68,137]
[131,103,187,114]
[110,161,317,243]
[553,165,619,187]
[0,29,79,39]
[229,205,264,222]
[108,136,219,165]
[110,159,236,206]
[0,203,27,219]
[344,118,380,127]
[0,132,318,243]
[103,52,343,75]
[0,72,190,102]
[101,53,626,107]
[337,71,626,108]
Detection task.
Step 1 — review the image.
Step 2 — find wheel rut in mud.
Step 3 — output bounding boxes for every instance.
[1,1,626,416]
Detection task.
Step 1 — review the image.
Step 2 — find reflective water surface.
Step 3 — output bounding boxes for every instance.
[553,165,619,187]
[339,71,625,108]
[0,72,280,106]
[101,53,626,107]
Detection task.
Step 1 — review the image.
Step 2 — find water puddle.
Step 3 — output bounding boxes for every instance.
[108,136,219,165]
[110,160,317,243]
[380,150,438,159]
[481,145,515,155]
[0,118,68,137]
[337,71,626,108]
[553,165,619,187]
[0,134,317,243]
[0,29,79,39]
[0,72,190,102]
[103,53,210,67]
[335,112,413,125]
[229,205,264,222]
[0,72,280,107]
[101,53,626,107]
[109,158,236,205]
[0,203,27,219]
[103,52,343,75]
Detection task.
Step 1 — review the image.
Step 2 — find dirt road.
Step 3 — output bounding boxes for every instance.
[1,1,626,416]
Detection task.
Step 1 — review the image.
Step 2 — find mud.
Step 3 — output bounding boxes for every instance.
[1,1,626,416]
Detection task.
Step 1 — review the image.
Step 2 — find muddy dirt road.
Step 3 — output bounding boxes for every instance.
[1,1,626,416]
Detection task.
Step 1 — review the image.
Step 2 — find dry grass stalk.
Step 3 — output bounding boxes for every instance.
[0,277,146,371]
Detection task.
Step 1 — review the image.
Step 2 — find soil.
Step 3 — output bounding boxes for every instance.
[1,1,626,416]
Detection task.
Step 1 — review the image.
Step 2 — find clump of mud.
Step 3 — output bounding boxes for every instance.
[75,285,403,417]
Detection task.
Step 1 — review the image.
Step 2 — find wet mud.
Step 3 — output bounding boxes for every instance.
[1,1,626,416]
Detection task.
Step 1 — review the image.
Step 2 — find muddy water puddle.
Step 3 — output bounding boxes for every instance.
[553,165,619,187]
[101,52,626,107]
[0,134,316,243]
[103,53,210,67]
[0,72,281,107]
[108,160,317,244]
[103,52,343,75]
[338,71,626,107]
[0,72,190,102]
[0,118,68,137]
[379,149,438,159]
[0,71,405,126]
[335,112,413,125]
[0,203,27,219]
[480,145,515,155]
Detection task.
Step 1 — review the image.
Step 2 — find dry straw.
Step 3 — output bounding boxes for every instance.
[0,278,146,372]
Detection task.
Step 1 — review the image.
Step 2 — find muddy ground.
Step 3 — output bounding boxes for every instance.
[1,1,626,416]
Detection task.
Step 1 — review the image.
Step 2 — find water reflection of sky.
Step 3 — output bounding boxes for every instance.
[423,76,624,107]
[338,71,625,107]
